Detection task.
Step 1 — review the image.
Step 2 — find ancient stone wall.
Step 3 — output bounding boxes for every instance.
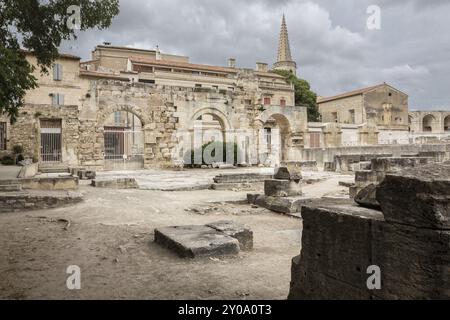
[5,104,80,164]
[289,163,450,299]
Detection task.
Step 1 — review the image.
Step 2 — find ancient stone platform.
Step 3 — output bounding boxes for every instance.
[154,221,253,258]
[210,172,272,191]
[91,178,138,189]
[0,190,83,213]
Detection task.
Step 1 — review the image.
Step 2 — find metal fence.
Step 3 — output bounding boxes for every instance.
[40,120,62,163]
[104,127,144,170]
[0,122,6,150]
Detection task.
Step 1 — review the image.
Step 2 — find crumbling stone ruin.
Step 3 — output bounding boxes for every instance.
[154,221,253,258]
[351,157,436,206]
[210,172,273,191]
[289,163,450,300]
[247,165,304,215]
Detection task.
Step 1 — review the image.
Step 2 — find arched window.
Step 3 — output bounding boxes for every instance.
[444,115,450,132]
[422,114,435,132]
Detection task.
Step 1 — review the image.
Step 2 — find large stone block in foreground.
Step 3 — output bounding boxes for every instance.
[264,179,302,197]
[207,221,253,251]
[154,225,240,258]
[289,204,384,300]
[289,199,450,299]
[377,163,450,229]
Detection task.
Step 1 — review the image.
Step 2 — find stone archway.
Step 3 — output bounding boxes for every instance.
[101,109,145,170]
[185,107,232,166]
[257,112,292,165]
[444,115,450,132]
[422,114,436,132]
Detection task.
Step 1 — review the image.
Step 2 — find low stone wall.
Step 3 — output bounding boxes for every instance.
[20,176,79,190]
[281,161,318,172]
[353,157,435,198]
[289,163,450,300]
[301,143,450,167]
[0,191,83,213]
[17,163,39,179]
[91,178,138,189]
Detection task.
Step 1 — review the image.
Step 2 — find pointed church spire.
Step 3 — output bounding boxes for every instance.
[273,14,297,75]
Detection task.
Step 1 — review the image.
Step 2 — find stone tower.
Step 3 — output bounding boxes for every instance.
[273,14,297,75]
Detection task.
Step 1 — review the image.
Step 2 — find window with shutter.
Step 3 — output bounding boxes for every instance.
[51,93,65,106]
[53,63,63,81]
[58,94,64,105]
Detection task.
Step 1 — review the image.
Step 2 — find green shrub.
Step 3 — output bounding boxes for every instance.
[17,154,25,163]
[1,155,15,166]
[12,145,23,154]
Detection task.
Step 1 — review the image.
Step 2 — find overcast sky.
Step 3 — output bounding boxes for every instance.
[61,0,450,110]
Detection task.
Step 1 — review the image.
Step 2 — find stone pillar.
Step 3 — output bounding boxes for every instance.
[323,123,342,147]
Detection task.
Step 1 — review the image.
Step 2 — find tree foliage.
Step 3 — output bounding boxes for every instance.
[0,0,120,122]
[273,69,321,122]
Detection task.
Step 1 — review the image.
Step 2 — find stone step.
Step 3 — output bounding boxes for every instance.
[38,165,70,174]
[0,184,22,192]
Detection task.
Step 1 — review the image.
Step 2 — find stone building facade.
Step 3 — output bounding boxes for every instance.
[1,16,309,170]
[409,110,450,143]
[306,83,411,148]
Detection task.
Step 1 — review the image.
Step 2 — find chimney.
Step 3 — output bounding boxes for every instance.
[256,62,268,72]
[156,45,162,61]
[228,58,236,68]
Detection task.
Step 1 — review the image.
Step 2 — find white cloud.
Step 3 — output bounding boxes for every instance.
[59,0,450,110]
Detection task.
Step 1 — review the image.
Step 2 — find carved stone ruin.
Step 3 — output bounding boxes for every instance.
[288,163,450,300]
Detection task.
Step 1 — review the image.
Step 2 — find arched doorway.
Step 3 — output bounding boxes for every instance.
[262,114,291,165]
[422,114,435,132]
[444,115,450,132]
[183,108,235,166]
[194,113,226,146]
[103,110,144,170]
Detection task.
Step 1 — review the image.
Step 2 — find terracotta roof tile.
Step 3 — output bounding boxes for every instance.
[130,56,237,74]
[317,83,391,103]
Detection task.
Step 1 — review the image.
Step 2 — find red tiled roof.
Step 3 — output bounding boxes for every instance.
[79,70,129,81]
[317,83,399,103]
[20,49,81,60]
[129,56,238,74]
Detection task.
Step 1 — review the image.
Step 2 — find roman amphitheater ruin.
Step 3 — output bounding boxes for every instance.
[1,16,449,300]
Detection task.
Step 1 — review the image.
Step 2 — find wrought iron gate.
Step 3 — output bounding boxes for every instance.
[0,122,6,150]
[40,119,62,163]
[104,126,144,170]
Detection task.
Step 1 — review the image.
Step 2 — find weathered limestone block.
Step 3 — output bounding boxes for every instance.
[207,221,253,251]
[213,173,272,184]
[281,161,318,172]
[0,191,83,213]
[354,170,379,187]
[418,151,447,162]
[91,178,138,189]
[264,179,302,197]
[78,170,96,180]
[324,162,336,172]
[274,166,302,182]
[289,204,384,299]
[377,163,450,229]
[154,225,240,258]
[371,157,433,173]
[354,184,380,210]
[372,222,450,300]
